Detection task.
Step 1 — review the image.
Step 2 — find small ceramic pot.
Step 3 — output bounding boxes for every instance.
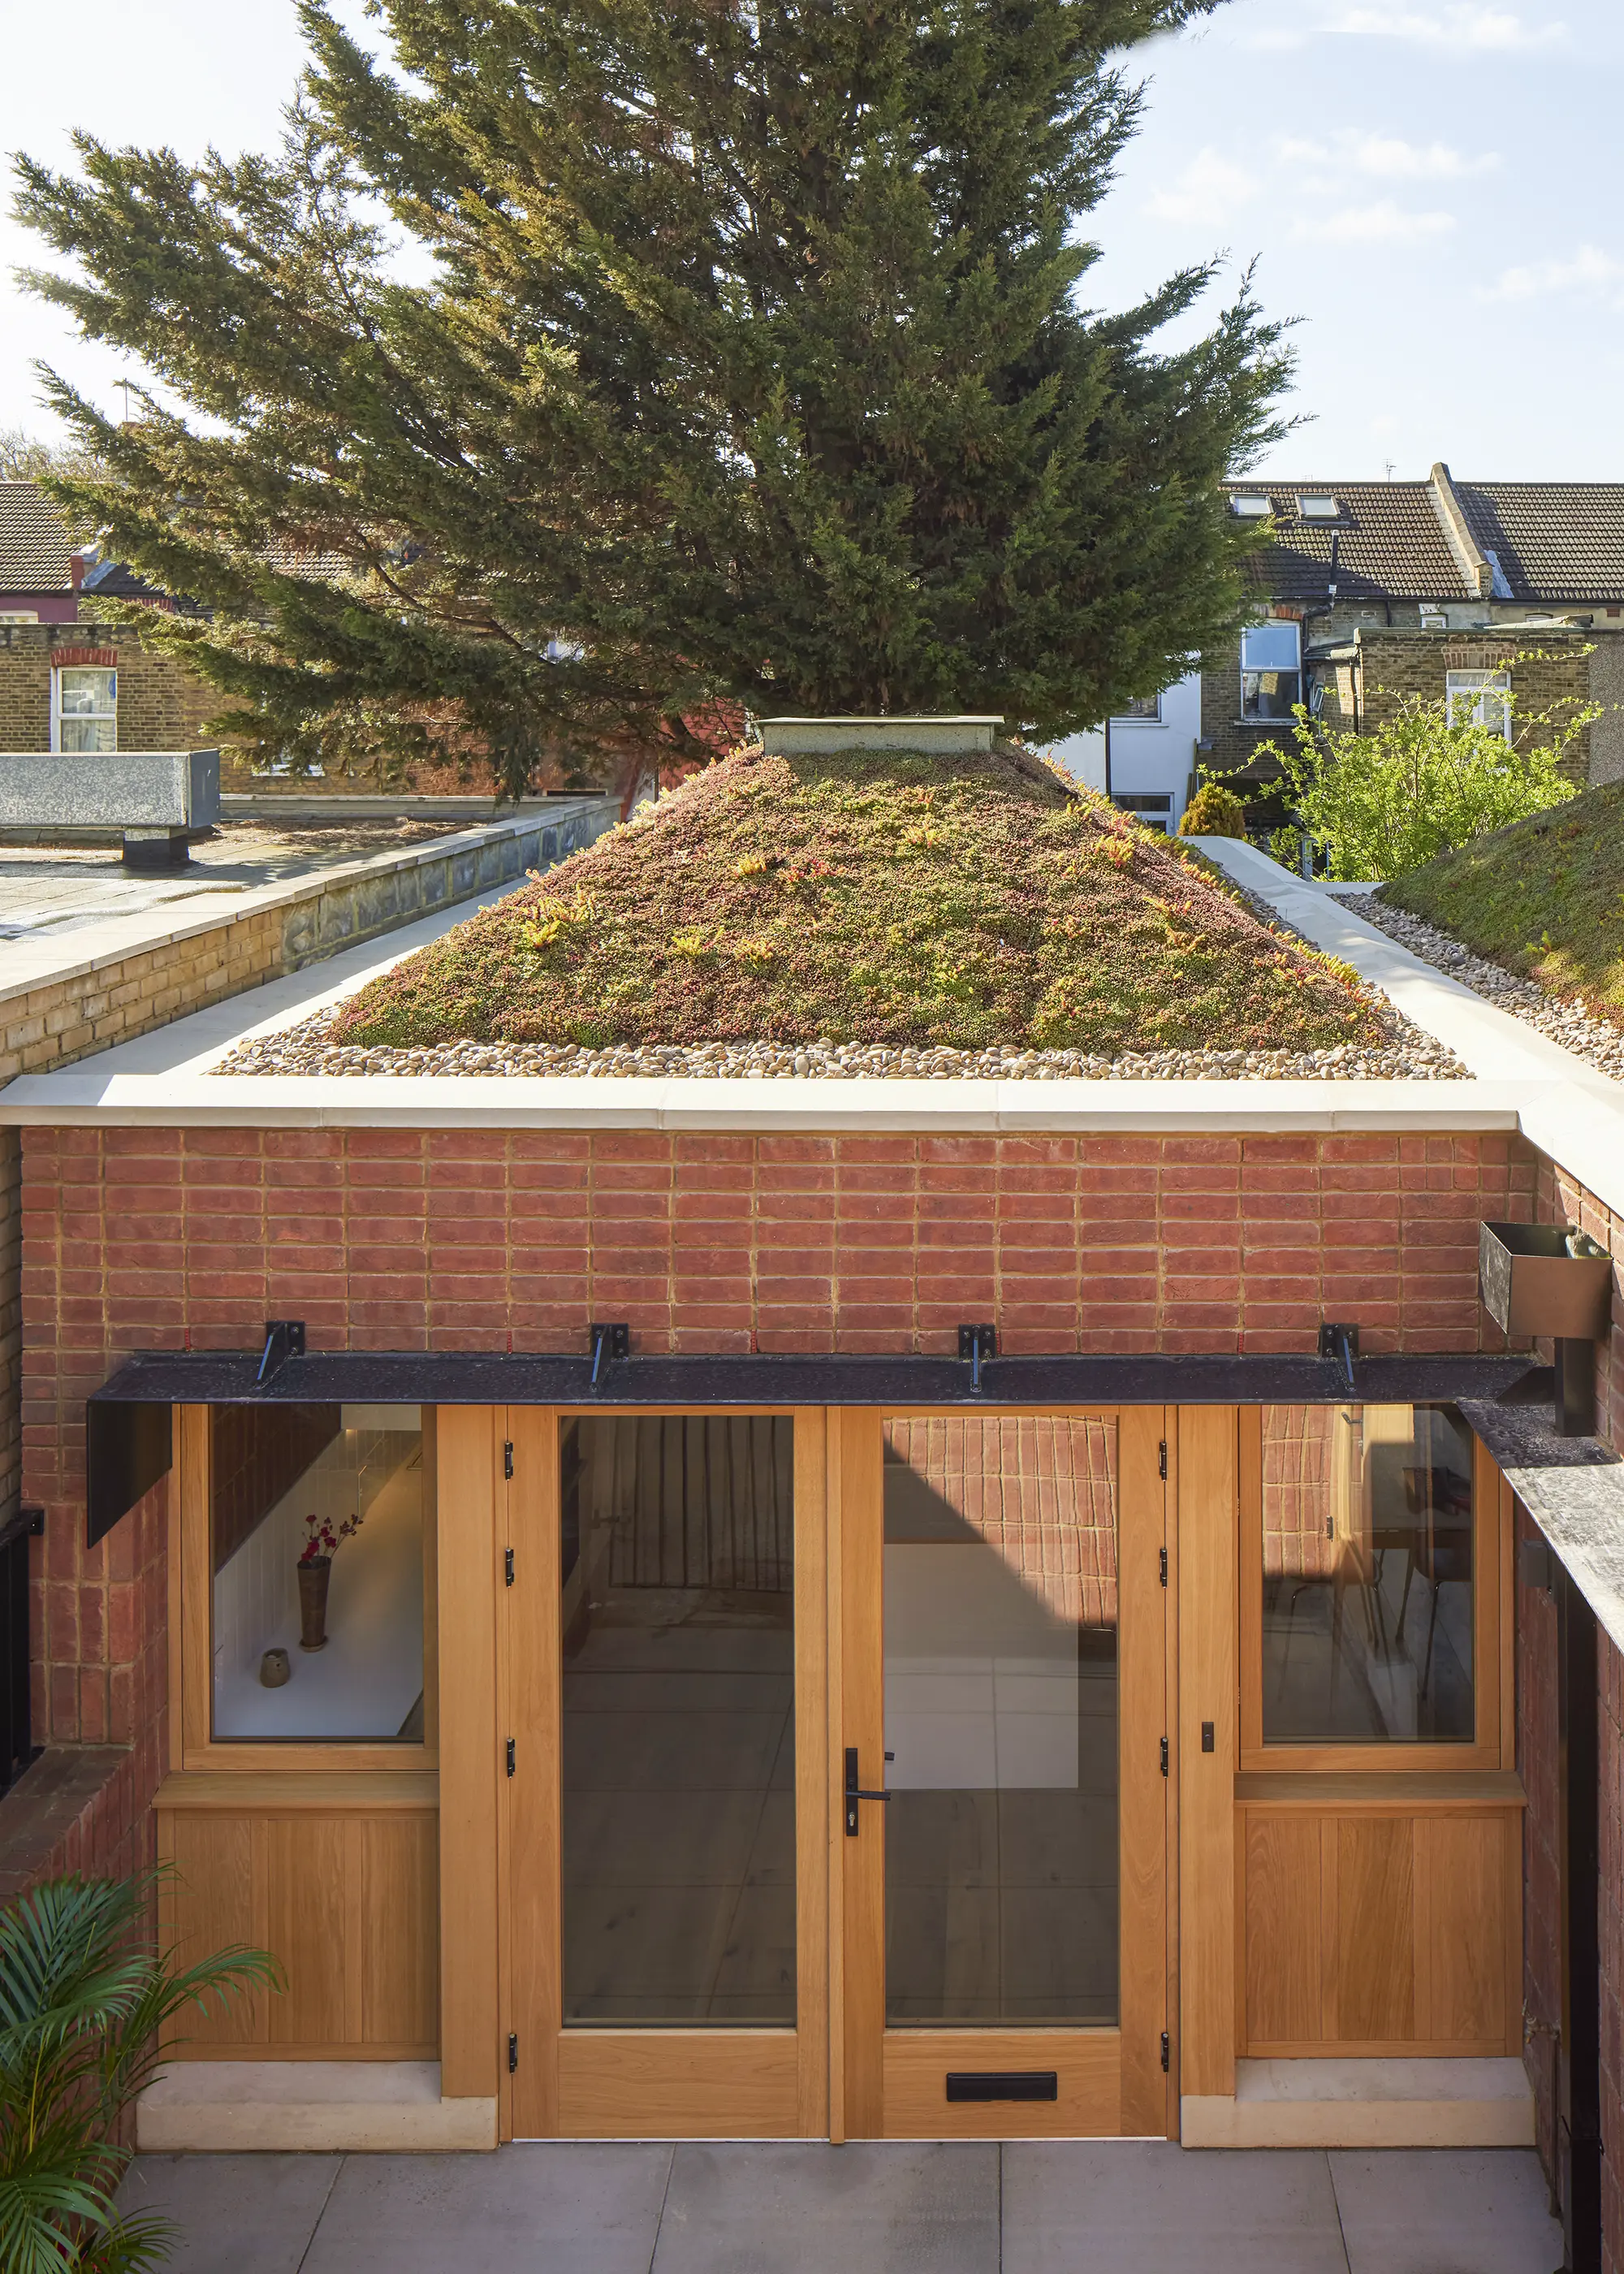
[297,1556,332,1651]
[259,1647,292,1688]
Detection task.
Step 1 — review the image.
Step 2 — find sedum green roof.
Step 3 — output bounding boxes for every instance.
[333,741,1389,1055]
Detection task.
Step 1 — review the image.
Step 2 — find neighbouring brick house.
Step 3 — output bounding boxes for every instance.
[0,621,218,758]
[1,481,218,762]
[1202,465,1624,817]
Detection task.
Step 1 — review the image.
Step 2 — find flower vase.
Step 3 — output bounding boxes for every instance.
[297,1556,332,1651]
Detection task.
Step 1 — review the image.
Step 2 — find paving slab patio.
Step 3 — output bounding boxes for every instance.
[117,2141,1562,2274]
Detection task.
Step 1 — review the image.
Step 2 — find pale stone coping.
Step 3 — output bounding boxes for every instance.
[758,715,1001,754]
[1190,835,1624,1221]
[222,793,568,819]
[137,2060,496,2153]
[1181,2058,1534,2151]
[0,795,611,1007]
[0,1067,1527,1131]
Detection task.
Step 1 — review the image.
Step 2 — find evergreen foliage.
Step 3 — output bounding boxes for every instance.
[1177,779,1246,837]
[15,0,1289,789]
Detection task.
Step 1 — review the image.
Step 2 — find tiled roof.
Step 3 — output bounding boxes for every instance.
[0,480,92,592]
[1457,483,1624,604]
[1224,477,1624,607]
[1223,482,1465,603]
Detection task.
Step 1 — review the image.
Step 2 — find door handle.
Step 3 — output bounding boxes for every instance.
[844,1746,892,1837]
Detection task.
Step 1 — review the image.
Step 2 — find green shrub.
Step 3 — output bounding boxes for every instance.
[1178,781,1248,838]
[1255,672,1589,881]
[0,1871,280,2273]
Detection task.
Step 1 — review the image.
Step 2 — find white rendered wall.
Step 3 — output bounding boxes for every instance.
[1043,670,1202,831]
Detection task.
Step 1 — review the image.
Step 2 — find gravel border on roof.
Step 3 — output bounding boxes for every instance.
[214,1004,1469,1083]
[1349,894,1624,1087]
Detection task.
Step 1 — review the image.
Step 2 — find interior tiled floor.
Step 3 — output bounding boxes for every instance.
[119,2141,1564,2274]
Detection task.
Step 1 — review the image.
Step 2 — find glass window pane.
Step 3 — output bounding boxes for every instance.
[560,1415,796,2026]
[1260,1403,1475,1745]
[58,668,117,715]
[61,718,117,753]
[209,1404,427,1741]
[883,1416,1119,2027]
[1241,621,1301,673]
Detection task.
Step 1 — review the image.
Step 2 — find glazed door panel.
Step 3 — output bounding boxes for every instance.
[504,1406,828,2140]
[838,1408,1168,2139]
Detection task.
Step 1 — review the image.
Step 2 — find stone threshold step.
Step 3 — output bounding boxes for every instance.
[137,2061,496,2152]
[1183,2057,1534,2149]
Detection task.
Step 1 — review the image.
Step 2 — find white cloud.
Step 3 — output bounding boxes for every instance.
[1292,201,1458,244]
[1279,132,1497,183]
[1483,245,1624,302]
[1333,3,1567,49]
[1146,149,1260,226]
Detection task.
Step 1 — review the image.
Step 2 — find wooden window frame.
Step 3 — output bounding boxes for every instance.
[1238,1406,1512,1775]
[174,1402,440,1775]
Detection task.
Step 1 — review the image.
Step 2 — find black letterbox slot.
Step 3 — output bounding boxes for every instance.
[945,2070,1059,2103]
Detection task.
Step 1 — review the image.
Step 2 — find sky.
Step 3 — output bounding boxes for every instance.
[0,0,1618,480]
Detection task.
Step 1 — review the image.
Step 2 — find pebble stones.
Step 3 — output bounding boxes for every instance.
[1351,897,1624,1087]
[216,1013,1467,1083]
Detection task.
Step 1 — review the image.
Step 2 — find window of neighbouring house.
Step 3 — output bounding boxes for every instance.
[209,1404,430,1743]
[1231,494,1272,518]
[52,665,117,753]
[1240,620,1302,719]
[1112,793,1172,831]
[1112,694,1162,722]
[1445,669,1512,741]
[1296,494,1341,520]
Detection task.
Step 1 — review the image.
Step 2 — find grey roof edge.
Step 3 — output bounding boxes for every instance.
[1460,1394,1624,1658]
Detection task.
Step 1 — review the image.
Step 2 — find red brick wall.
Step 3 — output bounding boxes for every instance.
[15,1118,1531,1758]
[19,1122,1535,1389]
[1602,1631,1624,2274]
[1539,1153,1624,1457]
[1518,1156,1624,2263]
[1518,1498,1562,2186]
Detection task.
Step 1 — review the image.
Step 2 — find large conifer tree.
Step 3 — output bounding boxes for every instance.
[15,0,1289,786]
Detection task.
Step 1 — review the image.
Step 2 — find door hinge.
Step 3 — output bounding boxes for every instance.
[1158,1546,1168,1588]
[1160,1736,1169,1778]
[1160,2030,1170,2073]
[508,2032,518,2074]
[505,1738,516,1777]
[1158,1439,1168,1481]
[504,1546,515,1586]
[503,1440,514,1481]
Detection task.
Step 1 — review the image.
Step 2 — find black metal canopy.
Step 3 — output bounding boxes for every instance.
[80,1342,1547,1546]
[89,1345,1540,1412]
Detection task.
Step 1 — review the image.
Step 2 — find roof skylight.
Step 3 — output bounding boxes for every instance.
[1230,494,1272,518]
[1297,495,1341,520]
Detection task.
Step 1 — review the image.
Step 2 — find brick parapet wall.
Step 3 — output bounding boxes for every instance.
[0,904,290,1090]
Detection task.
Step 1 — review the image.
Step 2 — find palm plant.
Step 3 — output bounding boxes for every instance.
[0,1871,282,2273]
